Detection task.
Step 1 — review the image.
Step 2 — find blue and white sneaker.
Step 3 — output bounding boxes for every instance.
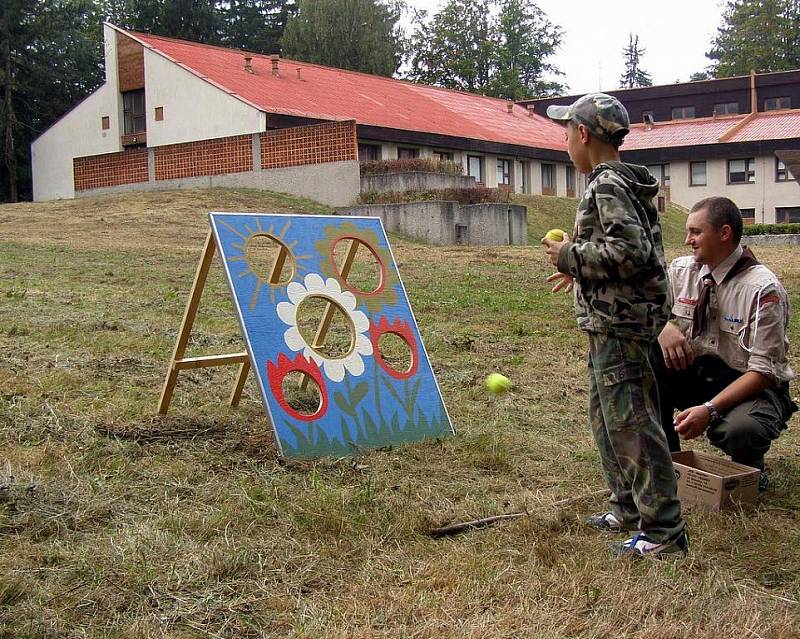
[586,511,634,532]
[610,531,689,558]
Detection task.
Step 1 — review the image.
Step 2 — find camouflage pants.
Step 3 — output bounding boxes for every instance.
[587,333,685,542]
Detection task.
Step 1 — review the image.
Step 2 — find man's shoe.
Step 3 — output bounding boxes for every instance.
[610,531,689,559]
[586,511,630,532]
[759,468,769,492]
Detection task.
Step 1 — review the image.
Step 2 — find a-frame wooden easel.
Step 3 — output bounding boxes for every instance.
[157,227,360,415]
[157,230,251,415]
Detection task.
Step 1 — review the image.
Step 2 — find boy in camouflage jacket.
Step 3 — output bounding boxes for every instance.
[543,93,687,558]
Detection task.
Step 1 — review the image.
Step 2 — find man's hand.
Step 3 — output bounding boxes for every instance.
[658,321,694,370]
[541,233,570,266]
[673,405,710,440]
[546,272,574,293]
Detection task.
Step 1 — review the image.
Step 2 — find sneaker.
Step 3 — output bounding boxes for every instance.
[610,531,689,559]
[586,511,631,532]
[759,468,769,492]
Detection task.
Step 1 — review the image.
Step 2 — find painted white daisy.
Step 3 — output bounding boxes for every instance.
[276,273,372,382]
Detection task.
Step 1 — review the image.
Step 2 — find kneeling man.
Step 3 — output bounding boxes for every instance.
[656,197,796,490]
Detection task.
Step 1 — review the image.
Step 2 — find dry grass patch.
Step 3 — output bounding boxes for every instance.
[0,189,798,638]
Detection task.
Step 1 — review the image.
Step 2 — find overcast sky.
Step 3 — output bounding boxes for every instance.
[404,0,726,95]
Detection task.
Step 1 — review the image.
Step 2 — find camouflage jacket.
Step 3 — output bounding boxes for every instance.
[556,161,671,339]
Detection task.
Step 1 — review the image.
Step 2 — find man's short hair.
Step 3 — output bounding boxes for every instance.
[691,196,743,245]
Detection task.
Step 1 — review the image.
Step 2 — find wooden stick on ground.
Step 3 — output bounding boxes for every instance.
[428,488,611,538]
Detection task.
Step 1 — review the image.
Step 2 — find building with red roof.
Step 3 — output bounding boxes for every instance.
[31,25,800,223]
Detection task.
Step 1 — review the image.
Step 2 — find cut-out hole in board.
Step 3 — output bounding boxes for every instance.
[281,371,323,416]
[297,295,355,359]
[244,233,295,284]
[378,331,414,376]
[332,238,384,294]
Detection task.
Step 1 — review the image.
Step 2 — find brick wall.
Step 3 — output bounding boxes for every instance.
[154,135,253,181]
[261,120,357,169]
[117,32,145,93]
[73,149,149,191]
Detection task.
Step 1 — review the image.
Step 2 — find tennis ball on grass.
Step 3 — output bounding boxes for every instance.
[544,228,565,242]
[485,373,512,395]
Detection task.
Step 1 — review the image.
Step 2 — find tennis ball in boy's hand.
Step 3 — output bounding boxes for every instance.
[544,228,566,242]
[485,373,511,395]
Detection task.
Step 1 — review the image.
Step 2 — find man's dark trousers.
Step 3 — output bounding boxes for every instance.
[652,349,795,469]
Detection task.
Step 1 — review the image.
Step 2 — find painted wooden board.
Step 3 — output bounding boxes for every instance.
[209,212,454,458]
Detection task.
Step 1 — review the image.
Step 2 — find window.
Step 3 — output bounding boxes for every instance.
[642,110,655,124]
[671,106,695,120]
[521,161,530,194]
[764,96,791,111]
[727,158,755,184]
[154,106,164,121]
[497,158,512,186]
[467,155,483,183]
[776,206,800,222]
[433,150,453,162]
[713,102,739,116]
[740,208,756,223]
[776,158,789,182]
[690,161,707,186]
[565,165,576,197]
[122,89,146,135]
[397,147,419,159]
[646,164,670,188]
[541,163,555,195]
[358,143,381,162]
[101,116,110,130]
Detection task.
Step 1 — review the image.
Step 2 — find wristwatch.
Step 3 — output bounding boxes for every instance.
[703,401,722,425]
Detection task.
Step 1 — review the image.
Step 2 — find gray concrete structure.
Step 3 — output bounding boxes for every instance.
[742,233,800,246]
[360,171,477,193]
[75,159,360,207]
[339,201,528,246]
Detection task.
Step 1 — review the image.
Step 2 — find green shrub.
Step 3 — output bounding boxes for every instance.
[358,185,513,205]
[743,223,800,236]
[359,158,464,176]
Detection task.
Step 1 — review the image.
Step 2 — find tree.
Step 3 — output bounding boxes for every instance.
[619,33,652,88]
[707,0,800,77]
[99,0,224,44]
[409,0,494,93]
[281,0,404,76]
[486,0,564,99]
[220,1,297,54]
[1,0,104,202]
[409,0,564,98]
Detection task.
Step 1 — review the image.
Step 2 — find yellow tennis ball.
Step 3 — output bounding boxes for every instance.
[544,228,565,242]
[485,373,511,395]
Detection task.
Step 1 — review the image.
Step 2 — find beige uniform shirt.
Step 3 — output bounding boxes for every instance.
[669,246,795,384]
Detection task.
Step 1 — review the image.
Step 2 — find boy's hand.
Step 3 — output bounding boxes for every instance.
[546,272,574,293]
[658,322,694,370]
[541,232,570,266]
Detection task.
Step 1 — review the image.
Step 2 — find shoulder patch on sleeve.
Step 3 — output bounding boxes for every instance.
[759,293,781,307]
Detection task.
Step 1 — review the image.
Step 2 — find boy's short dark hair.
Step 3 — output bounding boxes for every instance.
[691,196,743,244]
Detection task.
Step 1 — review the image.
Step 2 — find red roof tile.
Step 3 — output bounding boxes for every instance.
[624,110,800,150]
[127,29,567,151]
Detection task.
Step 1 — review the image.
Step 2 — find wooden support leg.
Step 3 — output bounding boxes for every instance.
[229,360,251,407]
[158,230,216,415]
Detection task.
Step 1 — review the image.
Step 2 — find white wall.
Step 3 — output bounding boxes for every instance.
[668,156,800,223]
[143,49,265,147]
[31,25,123,200]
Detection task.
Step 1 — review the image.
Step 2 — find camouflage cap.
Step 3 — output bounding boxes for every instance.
[546,93,630,144]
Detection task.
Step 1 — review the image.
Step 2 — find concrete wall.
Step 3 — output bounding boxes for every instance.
[338,201,528,246]
[76,157,360,207]
[668,156,800,223]
[742,234,800,246]
[31,25,124,200]
[144,47,265,147]
[361,172,476,192]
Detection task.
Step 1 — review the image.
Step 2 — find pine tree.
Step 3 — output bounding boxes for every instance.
[620,33,652,88]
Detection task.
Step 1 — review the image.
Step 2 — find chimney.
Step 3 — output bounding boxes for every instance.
[750,68,757,113]
[296,67,302,80]
[527,105,535,117]
[507,103,514,114]
[243,55,253,73]
[271,54,280,76]
[643,113,654,130]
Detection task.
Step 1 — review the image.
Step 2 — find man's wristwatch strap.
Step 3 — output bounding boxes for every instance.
[704,401,722,425]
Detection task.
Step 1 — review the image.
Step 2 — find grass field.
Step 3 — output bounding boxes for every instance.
[1,189,799,638]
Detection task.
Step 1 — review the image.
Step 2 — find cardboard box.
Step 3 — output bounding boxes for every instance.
[671,451,759,511]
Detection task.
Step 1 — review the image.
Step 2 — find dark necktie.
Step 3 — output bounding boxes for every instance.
[691,246,759,338]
